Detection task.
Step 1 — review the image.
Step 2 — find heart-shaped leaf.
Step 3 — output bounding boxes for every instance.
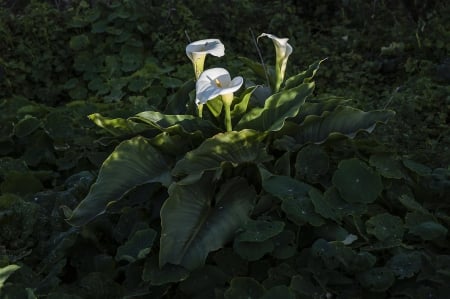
[159,176,255,270]
[224,277,266,299]
[66,136,172,226]
[332,158,383,204]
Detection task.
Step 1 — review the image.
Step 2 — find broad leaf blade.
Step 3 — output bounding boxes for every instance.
[0,265,20,289]
[231,86,257,124]
[283,58,326,90]
[160,177,255,270]
[133,111,219,136]
[293,106,395,144]
[172,129,272,181]
[88,113,151,136]
[235,82,315,132]
[66,136,171,226]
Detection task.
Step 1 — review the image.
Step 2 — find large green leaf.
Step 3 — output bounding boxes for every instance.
[293,97,349,124]
[292,106,395,144]
[159,176,255,270]
[231,86,257,124]
[66,136,171,226]
[88,113,151,136]
[0,265,20,290]
[283,59,326,90]
[132,111,219,137]
[172,129,272,182]
[235,82,315,132]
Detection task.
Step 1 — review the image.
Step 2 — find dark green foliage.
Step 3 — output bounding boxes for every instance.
[0,1,449,298]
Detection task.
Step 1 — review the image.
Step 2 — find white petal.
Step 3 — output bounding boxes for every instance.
[219,76,244,95]
[258,33,292,57]
[195,68,243,105]
[186,39,225,61]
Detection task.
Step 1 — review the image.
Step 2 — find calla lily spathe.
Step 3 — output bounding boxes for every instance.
[258,33,293,92]
[186,39,225,79]
[196,68,243,131]
[195,68,243,105]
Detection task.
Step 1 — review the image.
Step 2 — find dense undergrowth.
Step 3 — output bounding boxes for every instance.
[0,1,449,298]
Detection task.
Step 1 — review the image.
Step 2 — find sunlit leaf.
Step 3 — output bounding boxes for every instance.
[66,136,171,226]
[0,265,20,289]
[133,110,219,137]
[293,106,395,144]
[235,82,315,132]
[172,130,271,182]
[159,176,255,270]
[88,113,151,136]
[283,59,326,90]
[231,86,257,123]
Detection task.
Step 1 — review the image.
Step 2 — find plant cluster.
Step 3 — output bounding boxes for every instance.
[0,1,449,298]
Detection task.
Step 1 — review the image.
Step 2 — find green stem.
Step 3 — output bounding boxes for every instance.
[224,102,232,132]
[221,93,234,132]
[198,103,204,118]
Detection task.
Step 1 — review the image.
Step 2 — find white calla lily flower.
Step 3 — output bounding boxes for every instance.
[195,68,243,105]
[258,33,293,91]
[196,68,243,131]
[186,39,225,79]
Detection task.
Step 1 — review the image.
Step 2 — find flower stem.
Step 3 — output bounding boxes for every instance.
[198,103,204,118]
[224,102,232,131]
[221,93,234,132]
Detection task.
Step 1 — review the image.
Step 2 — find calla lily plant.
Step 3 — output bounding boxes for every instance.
[196,68,243,131]
[186,39,225,117]
[258,33,293,92]
[186,39,225,80]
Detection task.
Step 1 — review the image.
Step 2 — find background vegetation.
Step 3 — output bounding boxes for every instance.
[0,0,448,298]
